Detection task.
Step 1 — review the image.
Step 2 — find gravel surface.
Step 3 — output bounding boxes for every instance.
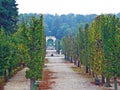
[4,68,30,90]
[46,50,106,90]
[3,50,115,90]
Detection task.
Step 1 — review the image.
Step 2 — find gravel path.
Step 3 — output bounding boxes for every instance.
[3,50,110,90]
[46,50,106,90]
[4,68,30,90]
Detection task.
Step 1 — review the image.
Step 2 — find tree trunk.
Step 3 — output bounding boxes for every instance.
[86,65,89,73]
[114,74,118,90]
[95,76,100,85]
[105,77,112,87]
[66,56,68,60]
[68,57,70,61]
[70,57,73,63]
[30,79,35,90]
[89,70,91,75]
[74,59,76,65]
[101,75,105,84]
[77,61,80,67]
[92,71,94,77]
[65,54,67,60]
[8,67,12,79]
[4,70,8,82]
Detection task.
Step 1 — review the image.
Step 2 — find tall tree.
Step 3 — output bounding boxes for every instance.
[25,15,45,90]
[0,28,10,79]
[0,0,18,34]
[84,24,89,73]
[101,14,120,89]
[90,16,103,84]
[78,27,85,66]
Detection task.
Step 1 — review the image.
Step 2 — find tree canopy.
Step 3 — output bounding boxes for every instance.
[0,0,18,34]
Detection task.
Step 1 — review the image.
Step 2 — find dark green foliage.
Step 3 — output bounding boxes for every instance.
[62,36,71,60]
[55,39,61,53]
[78,27,84,64]
[19,13,120,41]
[0,28,19,79]
[24,15,45,90]
[101,15,120,77]
[0,29,10,76]
[24,15,45,80]
[0,14,45,89]
[19,13,97,39]
[0,0,18,34]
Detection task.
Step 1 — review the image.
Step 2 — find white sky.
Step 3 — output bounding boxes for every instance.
[16,0,120,15]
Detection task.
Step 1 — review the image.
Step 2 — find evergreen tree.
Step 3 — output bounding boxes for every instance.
[0,0,18,34]
[0,28,10,78]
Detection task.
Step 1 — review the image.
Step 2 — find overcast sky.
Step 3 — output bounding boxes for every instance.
[16,0,120,15]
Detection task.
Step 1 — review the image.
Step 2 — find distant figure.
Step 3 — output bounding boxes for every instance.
[51,54,54,56]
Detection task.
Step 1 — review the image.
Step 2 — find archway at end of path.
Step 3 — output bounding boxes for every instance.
[46,36,56,50]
